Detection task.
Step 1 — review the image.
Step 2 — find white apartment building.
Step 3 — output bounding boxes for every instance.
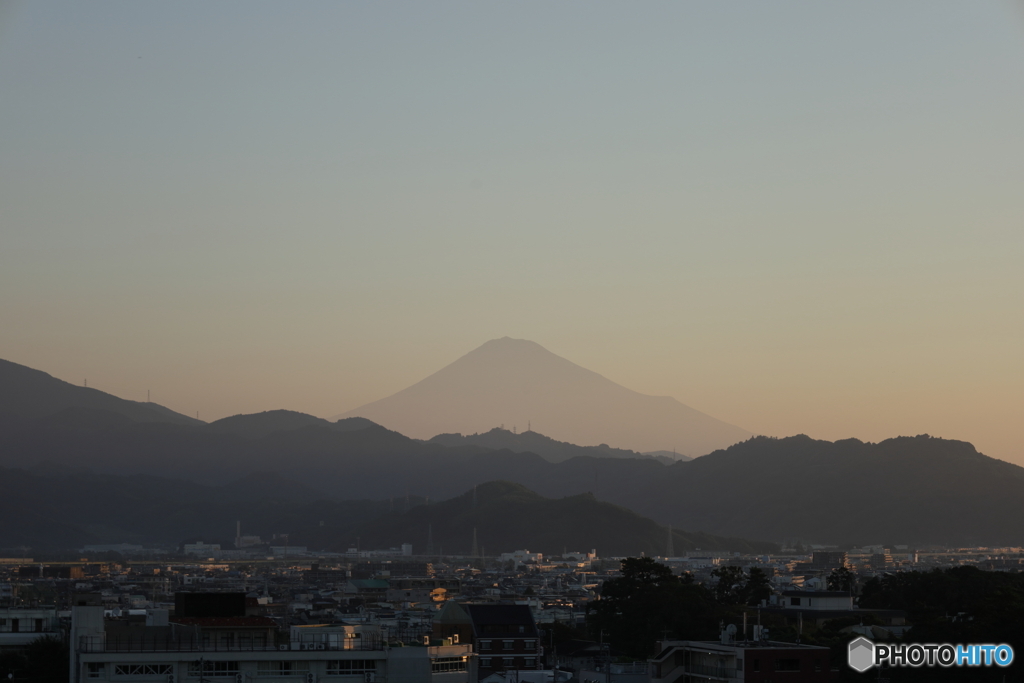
[70,606,476,683]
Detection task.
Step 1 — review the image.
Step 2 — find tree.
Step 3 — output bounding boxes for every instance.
[710,566,746,604]
[620,556,675,584]
[826,566,855,592]
[588,558,717,658]
[24,634,68,683]
[743,567,772,606]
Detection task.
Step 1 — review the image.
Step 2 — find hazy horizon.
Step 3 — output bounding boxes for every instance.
[2,2,1022,464]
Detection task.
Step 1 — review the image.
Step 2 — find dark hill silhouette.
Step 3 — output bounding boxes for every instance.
[336,337,750,456]
[646,434,1024,546]
[428,427,683,464]
[0,465,383,550]
[0,358,200,426]
[642,450,693,463]
[0,470,775,555]
[3,395,1024,545]
[206,410,377,439]
[294,481,778,556]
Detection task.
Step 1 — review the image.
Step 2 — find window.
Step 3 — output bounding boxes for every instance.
[326,660,376,675]
[502,658,514,668]
[115,664,173,676]
[187,661,240,677]
[502,640,514,651]
[479,640,492,651]
[518,626,525,634]
[752,659,760,672]
[257,661,309,676]
[481,658,492,668]
[524,640,536,651]
[525,658,536,668]
[432,656,468,673]
[86,663,106,678]
[775,659,801,672]
[790,597,801,606]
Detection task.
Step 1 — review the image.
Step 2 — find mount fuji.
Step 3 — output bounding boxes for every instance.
[335,337,751,457]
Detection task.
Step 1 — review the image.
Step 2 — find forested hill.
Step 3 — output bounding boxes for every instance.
[297,481,777,556]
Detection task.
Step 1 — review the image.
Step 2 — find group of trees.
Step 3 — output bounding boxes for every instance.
[706,565,772,605]
[860,567,1024,651]
[590,560,1024,682]
[0,634,68,682]
[586,558,775,658]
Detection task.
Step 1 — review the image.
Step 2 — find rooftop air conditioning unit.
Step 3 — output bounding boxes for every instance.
[365,673,376,683]
[317,643,326,650]
[280,644,289,651]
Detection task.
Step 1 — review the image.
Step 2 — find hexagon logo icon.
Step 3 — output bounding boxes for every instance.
[848,636,875,673]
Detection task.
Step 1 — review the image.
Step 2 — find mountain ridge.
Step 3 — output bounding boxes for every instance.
[428,427,685,464]
[336,337,751,456]
[0,358,201,427]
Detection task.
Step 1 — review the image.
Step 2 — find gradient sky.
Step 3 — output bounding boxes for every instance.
[2,1,1022,463]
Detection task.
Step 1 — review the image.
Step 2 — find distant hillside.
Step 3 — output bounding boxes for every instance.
[0,470,773,556]
[336,337,750,457]
[207,410,377,439]
[297,481,777,556]
[643,450,693,463]
[0,466,387,550]
[647,434,1024,547]
[0,358,201,426]
[428,428,681,464]
[4,397,1024,546]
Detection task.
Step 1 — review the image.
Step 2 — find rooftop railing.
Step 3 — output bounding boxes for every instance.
[78,634,385,653]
